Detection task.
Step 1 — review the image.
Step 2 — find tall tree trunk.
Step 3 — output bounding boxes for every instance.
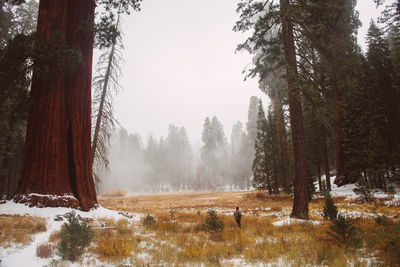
[280,0,309,219]
[91,10,121,168]
[334,92,345,181]
[317,165,322,192]
[272,95,291,192]
[91,43,114,165]
[322,126,331,191]
[14,0,97,211]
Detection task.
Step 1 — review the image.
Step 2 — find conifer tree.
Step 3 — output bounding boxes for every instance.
[56,211,94,262]
[322,192,338,221]
[252,99,271,193]
[235,0,309,218]
[343,22,400,191]
[266,107,280,194]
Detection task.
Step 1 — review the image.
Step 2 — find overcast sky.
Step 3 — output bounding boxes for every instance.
[110,0,387,145]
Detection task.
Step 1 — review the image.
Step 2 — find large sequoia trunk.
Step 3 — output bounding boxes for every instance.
[279,0,309,219]
[14,0,97,211]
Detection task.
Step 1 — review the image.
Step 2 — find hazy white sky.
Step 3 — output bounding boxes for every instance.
[111,0,386,145]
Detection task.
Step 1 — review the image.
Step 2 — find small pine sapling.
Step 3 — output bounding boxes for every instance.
[374,214,389,226]
[321,181,327,193]
[328,214,359,245]
[203,209,224,233]
[322,193,338,221]
[387,183,396,194]
[322,193,360,248]
[56,211,94,262]
[353,177,374,202]
[142,214,156,228]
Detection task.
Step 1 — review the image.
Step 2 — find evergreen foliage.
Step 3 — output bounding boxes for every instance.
[328,214,360,248]
[341,20,400,190]
[252,99,270,192]
[200,116,228,190]
[322,193,338,221]
[56,211,94,262]
[252,99,283,194]
[353,177,375,203]
[203,209,224,233]
[322,193,360,248]
[143,214,156,228]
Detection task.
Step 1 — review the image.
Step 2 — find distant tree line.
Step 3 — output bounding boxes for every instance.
[98,96,265,193]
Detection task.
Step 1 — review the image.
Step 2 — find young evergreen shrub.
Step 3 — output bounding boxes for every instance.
[56,211,94,262]
[322,193,338,221]
[353,177,374,202]
[321,181,327,193]
[203,209,224,233]
[322,194,360,248]
[142,214,156,228]
[374,214,389,226]
[328,214,360,248]
[387,183,396,194]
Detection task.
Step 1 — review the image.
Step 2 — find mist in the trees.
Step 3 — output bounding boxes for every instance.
[98,96,264,194]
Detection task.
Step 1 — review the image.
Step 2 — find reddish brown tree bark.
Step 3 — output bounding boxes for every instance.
[280,0,309,219]
[14,0,97,211]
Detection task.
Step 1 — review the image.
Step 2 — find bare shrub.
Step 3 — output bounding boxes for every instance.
[37,242,55,258]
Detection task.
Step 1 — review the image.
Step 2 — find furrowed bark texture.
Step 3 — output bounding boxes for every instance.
[279,0,309,219]
[15,0,97,211]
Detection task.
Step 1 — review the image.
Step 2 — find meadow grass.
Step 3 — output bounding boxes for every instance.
[98,191,400,266]
[0,215,46,247]
[1,190,397,266]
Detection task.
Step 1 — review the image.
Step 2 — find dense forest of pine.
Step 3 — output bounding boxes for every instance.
[0,0,399,220]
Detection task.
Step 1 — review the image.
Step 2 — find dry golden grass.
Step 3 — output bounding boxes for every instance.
[48,230,61,244]
[93,219,139,259]
[96,190,398,266]
[0,215,46,247]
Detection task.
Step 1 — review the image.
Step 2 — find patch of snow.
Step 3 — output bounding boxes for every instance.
[383,195,400,206]
[0,200,142,222]
[222,256,288,267]
[272,217,322,226]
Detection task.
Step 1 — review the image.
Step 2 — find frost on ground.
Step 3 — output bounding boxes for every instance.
[0,200,142,267]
